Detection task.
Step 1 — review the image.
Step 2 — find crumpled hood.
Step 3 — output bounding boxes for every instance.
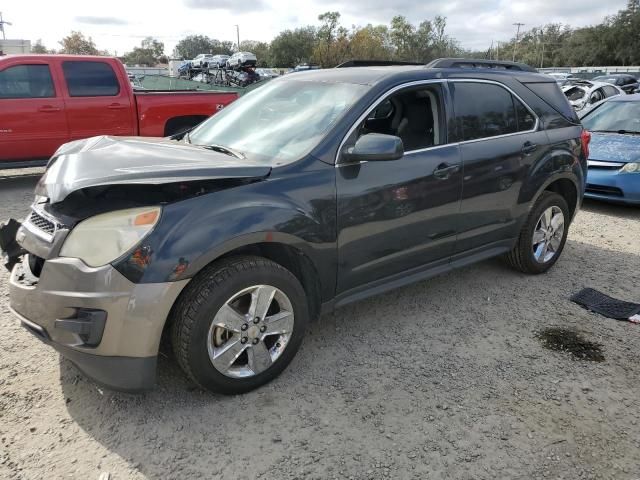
[589,132,640,164]
[36,136,271,203]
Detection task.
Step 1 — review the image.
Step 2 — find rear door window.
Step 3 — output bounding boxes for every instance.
[0,64,55,99]
[452,82,528,141]
[602,85,619,97]
[62,61,120,97]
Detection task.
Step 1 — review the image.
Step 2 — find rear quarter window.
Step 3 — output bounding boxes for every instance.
[62,61,120,97]
[524,82,579,124]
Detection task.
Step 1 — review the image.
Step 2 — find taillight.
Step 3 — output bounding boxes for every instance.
[581,130,591,159]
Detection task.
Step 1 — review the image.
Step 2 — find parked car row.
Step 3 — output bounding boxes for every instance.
[188,52,256,71]
[591,74,639,94]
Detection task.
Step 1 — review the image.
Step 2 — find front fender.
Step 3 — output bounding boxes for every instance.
[114,165,337,297]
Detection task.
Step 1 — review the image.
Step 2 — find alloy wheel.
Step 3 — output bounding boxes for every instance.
[532,206,565,263]
[207,285,294,378]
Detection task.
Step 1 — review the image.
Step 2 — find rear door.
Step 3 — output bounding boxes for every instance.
[60,60,135,140]
[450,80,547,254]
[0,62,68,162]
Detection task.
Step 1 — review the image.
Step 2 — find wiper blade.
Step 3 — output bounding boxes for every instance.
[590,129,640,135]
[201,143,245,159]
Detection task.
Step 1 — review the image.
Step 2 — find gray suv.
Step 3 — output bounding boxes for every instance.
[1,59,589,395]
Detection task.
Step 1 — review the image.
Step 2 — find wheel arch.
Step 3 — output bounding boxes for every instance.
[162,234,325,344]
[532,173,581,221]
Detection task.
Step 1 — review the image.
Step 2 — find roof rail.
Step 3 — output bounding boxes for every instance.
[336,60,423,68]
[426,58,537,73]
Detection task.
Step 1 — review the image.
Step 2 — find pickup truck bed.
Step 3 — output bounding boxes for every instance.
[0,54,238,166]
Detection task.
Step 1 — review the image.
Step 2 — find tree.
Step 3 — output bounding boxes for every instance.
[390,16,417,60]
[31,39,50,54]
[122,37,166,66]
[173,35,232,59]
[59,31,100,55]
[270,27,317,67]
[312,11,350,67]
[349,25,393,61]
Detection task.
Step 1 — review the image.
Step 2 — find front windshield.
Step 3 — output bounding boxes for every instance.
[188,79,368,164]
[582,101,640,133]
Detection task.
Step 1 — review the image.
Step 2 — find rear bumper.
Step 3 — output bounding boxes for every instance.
[585,169,640,205]
[9,256,189,392]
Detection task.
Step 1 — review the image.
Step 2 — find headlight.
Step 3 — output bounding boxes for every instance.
[621,162,639,173]
[60,207,161,267]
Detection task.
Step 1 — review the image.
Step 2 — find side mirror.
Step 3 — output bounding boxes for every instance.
[342,133,404,163]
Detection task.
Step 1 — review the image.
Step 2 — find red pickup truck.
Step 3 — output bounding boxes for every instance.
[0,55,239,167]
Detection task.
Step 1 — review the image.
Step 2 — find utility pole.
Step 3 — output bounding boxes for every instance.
[540,31,545,68]
[0,12,13,40]
[512,22,525,61]
[234,25,240,51]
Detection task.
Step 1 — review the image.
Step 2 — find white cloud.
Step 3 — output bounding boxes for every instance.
[2,0,628,56]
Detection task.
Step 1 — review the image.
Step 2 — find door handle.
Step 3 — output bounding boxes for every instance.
[522,141,538,155]
[433,163,460,180]
[107,103,126,110]
[38,105,61,113]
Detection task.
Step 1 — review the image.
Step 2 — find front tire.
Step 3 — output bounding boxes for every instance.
[505,191,570,274]
[170,256,309,394]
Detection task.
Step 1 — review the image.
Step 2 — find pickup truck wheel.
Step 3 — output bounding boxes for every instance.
[170,256,309,394]
[505,191,569,274]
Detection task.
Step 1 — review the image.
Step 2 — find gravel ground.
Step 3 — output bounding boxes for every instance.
[1,170,639,480]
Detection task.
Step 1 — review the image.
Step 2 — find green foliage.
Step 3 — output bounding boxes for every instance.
[270,27,317,67]
[173,35,233,59]
[58,31,100,55]
[31,39,49,54]
[60,4,640,69]
[122,37,165,66]
[494,2,640,66]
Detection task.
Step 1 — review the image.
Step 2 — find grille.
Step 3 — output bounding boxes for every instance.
[585,184,624,197]
[587,160,624,170]
[28,211,56,236]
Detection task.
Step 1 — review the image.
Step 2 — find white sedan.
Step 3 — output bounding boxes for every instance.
[562,80,625,111]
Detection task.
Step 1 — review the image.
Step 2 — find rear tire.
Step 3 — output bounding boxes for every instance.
[505,191,570,274]
[170,256,309,394]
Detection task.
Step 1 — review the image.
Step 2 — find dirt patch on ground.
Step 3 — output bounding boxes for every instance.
[538,327,605,362]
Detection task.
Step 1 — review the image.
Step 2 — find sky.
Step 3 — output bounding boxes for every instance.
[0,0,629,56]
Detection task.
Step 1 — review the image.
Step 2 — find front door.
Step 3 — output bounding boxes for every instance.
[336,82,462,294]
[0,63,68,162]
[60,60,135,140]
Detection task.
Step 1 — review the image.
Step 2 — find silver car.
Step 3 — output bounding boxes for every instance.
[226,52,257,70]
[210,55,229,69]
[562,80,624,111]
[191,54,214,68]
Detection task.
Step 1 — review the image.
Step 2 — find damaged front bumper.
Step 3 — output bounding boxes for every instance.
[4,213,189,392]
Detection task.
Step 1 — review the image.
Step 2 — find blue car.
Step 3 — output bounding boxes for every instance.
[580,94,640,205]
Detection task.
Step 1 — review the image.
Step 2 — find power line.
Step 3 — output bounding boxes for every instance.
[512,22,525,61]
[0,12,13,40]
